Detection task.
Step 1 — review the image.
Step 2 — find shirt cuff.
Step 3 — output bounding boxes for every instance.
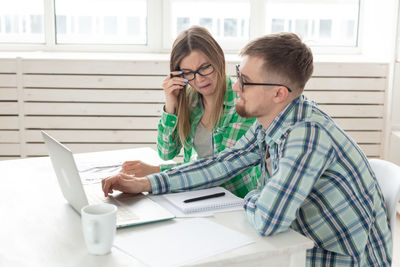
[243,189,260,212]
[244,189,260,202]
[161,106,178,128]
[148,172,171,194]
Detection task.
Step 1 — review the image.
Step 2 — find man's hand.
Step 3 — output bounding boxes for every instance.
[101,173,152,197]
[121,160,160,177]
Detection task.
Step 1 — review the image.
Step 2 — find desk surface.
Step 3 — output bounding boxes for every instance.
[0,148,313,267]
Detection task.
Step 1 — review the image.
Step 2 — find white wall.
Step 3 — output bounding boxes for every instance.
[387,1,400,165]
[360,0,399,61]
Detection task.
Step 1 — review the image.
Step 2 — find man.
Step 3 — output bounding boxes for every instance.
[102,33,392,266]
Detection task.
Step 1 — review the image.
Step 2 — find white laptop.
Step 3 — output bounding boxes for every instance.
[41,131,175,228]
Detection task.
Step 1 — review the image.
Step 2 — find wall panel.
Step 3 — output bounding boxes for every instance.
[0,58,388,160]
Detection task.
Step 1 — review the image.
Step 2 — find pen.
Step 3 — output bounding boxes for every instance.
[183,192,225,203]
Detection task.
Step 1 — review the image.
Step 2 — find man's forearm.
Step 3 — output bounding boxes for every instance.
[148,125,262,195]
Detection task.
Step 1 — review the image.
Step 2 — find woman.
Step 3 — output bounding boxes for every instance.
[121,26,259,198]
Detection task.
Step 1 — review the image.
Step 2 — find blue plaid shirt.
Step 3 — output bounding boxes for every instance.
[148,95,392,266]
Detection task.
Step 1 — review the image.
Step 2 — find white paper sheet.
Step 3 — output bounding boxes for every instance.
[114,218,255,267]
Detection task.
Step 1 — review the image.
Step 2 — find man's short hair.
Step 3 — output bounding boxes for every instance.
[240,32,313,93]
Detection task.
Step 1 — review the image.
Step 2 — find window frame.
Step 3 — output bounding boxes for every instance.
[0,0,164,53]
[0,0,366,55]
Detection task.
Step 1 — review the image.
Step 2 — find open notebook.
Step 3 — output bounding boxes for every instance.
[162,187,244,214]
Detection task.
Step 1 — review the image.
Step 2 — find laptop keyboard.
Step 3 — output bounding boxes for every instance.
[85,186,139,222]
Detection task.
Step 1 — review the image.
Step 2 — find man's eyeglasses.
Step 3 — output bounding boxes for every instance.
[170,64,215,81]
[235,64,292,93]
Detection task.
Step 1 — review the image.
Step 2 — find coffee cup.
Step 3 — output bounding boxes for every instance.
[81,203,117,255]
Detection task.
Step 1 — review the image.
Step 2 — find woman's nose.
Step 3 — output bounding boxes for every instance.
[194,73,206,83]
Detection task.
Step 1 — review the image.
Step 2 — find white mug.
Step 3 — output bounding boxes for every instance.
[81,203,117,255]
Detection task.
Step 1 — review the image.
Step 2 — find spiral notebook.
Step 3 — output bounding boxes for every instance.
[162,187,244,214]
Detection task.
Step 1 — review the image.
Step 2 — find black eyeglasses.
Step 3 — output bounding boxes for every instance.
[235,64,292,93]
[171,64,215,81]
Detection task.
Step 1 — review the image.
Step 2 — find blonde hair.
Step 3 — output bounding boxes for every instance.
[170,26,226,147]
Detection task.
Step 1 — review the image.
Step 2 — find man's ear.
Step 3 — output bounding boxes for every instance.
[272,86,289,104]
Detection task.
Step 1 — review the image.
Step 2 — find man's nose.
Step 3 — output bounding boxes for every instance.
[232,79,241,93]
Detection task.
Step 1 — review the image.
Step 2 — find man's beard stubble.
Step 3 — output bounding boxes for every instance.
[235,102,250,118]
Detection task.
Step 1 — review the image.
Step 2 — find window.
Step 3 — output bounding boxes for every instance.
[319,20,332,38]
[271,19,285,33]
[265,0,360,47]
[54,0,147,44]
[165,0,250,50]
[295,20,309,38]
[0,0,44,43]
[176,17,190,34]
[0,0,378,54]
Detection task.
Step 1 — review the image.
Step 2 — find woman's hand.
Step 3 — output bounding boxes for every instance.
[101,174,151,197]
[121,160,161,177]
[162,71,188,114]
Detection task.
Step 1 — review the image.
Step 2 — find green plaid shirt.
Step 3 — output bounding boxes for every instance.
[156,77,260,198]
[149,95,392,266]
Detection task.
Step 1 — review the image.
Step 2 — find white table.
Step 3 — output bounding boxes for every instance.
[0,148,313,267]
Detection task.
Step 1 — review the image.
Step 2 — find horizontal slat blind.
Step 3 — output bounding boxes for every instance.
[24,103,165,116]
[25,117,161,129]
[24,89,165,102]
[0,59,19,160]
[0,88,18,100]
[23,75,165,89]
[0,74,17,87]
[25,130,158,142]
[0,58,387,161]
[0,59,17,73]
[22,59,170,75]
[305,77,386,91]
[226,62,388,77]
[25,143,158,156]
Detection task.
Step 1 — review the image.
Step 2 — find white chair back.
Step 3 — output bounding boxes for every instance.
[369,159,400,230]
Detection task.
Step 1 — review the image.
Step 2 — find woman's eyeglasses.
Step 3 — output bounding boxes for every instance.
[170,64,215,81]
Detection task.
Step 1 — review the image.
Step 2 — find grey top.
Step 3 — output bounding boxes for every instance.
[193,122,213,158]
